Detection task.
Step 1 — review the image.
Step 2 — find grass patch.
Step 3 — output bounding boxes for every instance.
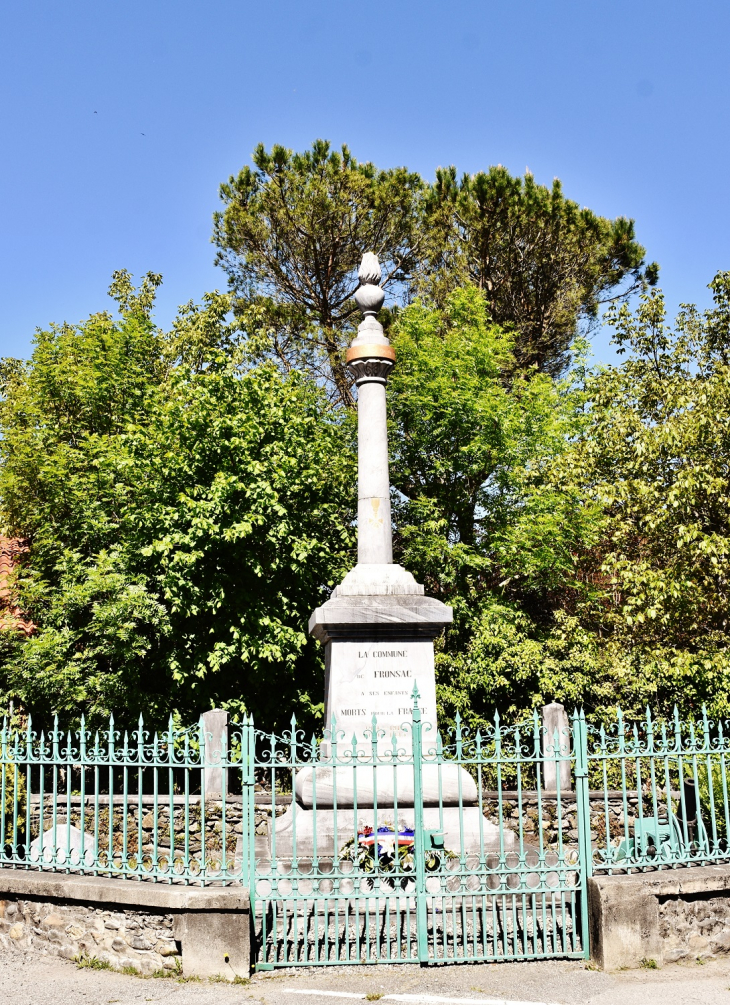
[75,954,113,971]
[365,995,384,1002]
[640,958,658,969]
[75,950,248,984]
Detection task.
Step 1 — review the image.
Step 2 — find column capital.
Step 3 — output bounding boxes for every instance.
[348,252,394,385]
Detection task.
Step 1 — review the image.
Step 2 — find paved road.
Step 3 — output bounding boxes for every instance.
[2,950,730,1005]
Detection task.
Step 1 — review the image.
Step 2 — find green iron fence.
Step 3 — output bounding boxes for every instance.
[587,706,730,873]
[2,698,729,968]
[0,713,254,884]
[253,696,586,967]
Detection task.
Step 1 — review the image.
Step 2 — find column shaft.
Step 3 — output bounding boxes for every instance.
[357,380,392,564]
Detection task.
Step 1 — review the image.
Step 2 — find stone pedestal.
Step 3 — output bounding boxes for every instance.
[309,564,450,752]
[271,804,512,861]
[271,562,506,858]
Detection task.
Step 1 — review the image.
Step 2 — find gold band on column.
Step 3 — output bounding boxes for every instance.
[346,344,396,364]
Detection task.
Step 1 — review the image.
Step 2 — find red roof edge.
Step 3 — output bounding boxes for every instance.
[0,536,35,636]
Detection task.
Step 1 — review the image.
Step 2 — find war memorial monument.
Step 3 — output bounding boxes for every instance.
[274,253,510,857]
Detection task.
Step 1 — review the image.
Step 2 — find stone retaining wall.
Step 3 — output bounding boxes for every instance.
[27,790,639,858]
[659,890,730,962]
[28,794,287,861]
[483,791,641,846]
[0,870,250,980]
[0,896,178,973]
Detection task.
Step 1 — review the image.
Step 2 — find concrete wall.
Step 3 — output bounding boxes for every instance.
[589,864,730,970]
[0,870,250,980]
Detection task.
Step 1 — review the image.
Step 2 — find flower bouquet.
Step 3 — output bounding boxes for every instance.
[339,823,452,887]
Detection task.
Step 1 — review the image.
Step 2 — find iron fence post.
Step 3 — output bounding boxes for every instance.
[573,709,592,958]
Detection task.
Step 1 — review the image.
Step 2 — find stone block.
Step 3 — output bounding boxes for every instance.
[173,910,250,980]
[588,877,662,971]
[711,930,730,953]
[688,934,709,949]
[155,939,178,956]
[323,637,439,752]
[30,826,95,869]
[589,865,730,969]
[294,763,478,808]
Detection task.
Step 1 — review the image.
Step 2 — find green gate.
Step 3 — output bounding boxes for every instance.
[251,693,590,967]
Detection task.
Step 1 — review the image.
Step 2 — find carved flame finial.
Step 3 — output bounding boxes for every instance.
[358,251,382,286]
[355,252,385,320]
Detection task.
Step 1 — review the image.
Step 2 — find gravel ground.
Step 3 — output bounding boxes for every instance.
[3,949,730,1005]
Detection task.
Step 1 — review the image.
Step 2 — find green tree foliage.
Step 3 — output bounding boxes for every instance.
[387,287,595,620]
[432,274,730,734]
[122,360,354,727]
[421,167,658,375]
[0,275,354,729]
[0,270,165,566]
[213,141,653,398]
[568,272,730,650]
[213,140,423,405]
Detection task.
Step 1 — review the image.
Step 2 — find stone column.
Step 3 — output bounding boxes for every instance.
[201,708,228,796]
[280,253,506,857]
[542,701,572,793]
[346,252,394,565]
[308,252,452,751]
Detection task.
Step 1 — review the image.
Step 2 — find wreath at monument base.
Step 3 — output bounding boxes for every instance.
[339,823,455,884]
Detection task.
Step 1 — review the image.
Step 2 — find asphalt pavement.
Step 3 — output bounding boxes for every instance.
[2,950,730,1005]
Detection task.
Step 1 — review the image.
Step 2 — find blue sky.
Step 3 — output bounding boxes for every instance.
[1,0,728,364]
